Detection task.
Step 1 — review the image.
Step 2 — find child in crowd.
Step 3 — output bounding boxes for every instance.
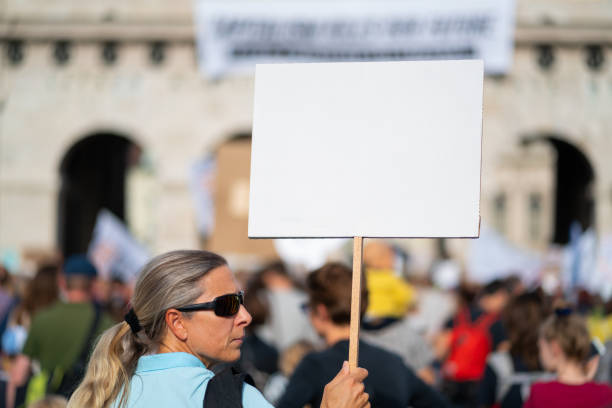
[478,292,552,408]
[523,310,612,408]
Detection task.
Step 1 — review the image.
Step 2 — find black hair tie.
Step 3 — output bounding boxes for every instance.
[125,308,142,334]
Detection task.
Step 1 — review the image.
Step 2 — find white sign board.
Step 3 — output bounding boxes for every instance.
[249,60,482,238]
[195,0,515,78]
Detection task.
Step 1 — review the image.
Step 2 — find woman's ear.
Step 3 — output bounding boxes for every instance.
[314,303,330,321]
[550,340,564,359]
[165,309,188,341]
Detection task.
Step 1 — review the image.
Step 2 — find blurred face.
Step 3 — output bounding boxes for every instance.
[91,277,110,303]
[481,291,509,314]
[182,265,252,367]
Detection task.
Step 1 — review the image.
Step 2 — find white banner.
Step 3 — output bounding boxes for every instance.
[189,155,216,238]
[594,235,612,301]
[467,224,542,285]
[88,209,150,283]
[195,0,515,78]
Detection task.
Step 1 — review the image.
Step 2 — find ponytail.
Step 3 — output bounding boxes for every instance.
[68,322,147,408]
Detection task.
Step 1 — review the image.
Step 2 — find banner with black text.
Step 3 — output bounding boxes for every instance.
[195,0,515,78]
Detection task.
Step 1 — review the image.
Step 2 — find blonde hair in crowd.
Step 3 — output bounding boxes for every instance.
[67,250,227,408]
[539,312,591,365]
[29,395,67,408]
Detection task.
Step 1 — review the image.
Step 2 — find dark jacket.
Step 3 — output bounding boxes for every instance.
[277,339,451,408]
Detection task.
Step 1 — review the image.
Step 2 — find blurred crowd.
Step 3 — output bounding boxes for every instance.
[0,257,130,408]
[0,238,611,408]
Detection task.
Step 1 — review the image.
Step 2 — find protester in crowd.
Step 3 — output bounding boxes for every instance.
[2,264,60,356]
[437,279,511,407]
[478,292,552,408]
[502,275,525,297]
[361,241,415,321]
[264,340,315,405]
[0,265,17,352]
[411,259,459,340]
[68,250,370,408]
[105,276,131,323]
[361,317,436,384]
[255,261,319,352]
[595,340,612,385]
[277,262,451,408]
[238,271,279,389]
[6,255,114,407]
[587,339,605,383]
[0,266,12,288]
[360,242,436,383]
[587,297,612,345]
[523,309,612,408]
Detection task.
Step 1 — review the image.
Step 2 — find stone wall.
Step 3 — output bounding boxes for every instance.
[1,0,611,266]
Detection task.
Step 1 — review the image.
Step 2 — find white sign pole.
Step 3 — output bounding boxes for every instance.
[349,236,364,370]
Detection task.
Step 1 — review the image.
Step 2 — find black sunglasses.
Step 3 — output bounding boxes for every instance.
[177,291,244,317]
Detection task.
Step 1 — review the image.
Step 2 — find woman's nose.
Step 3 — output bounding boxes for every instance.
[236,304,252,326]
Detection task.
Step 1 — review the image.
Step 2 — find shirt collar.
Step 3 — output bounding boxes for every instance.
[135,352,210,373]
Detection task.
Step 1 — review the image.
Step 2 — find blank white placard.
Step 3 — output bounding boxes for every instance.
[249,60,482,238]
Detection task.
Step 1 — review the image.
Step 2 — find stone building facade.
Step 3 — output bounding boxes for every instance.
[1,0,611,270]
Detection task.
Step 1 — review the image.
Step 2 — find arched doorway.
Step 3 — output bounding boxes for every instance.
[58,133,141,256]
[523,135,595,244]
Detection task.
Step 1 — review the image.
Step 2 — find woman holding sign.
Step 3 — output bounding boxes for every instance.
[67,250,370,408]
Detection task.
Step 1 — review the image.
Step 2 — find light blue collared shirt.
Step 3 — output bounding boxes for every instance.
[112,352,273,408]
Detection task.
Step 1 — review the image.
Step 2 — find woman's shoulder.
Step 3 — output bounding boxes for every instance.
[580,381,612,397]
[530,380,612,402]
[532,380,612,391]
[529,380,557,391]
[243,383,275,408]
[115,353,213,407]
[134,352,209,373]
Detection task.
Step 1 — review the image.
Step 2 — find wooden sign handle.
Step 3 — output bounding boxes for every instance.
[349,236,364,371]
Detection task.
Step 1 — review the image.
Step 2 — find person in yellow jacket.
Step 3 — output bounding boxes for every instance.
[361,242,435,384]
[363,241,414,319]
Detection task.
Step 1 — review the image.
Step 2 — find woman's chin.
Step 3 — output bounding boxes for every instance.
[221,348,242,363]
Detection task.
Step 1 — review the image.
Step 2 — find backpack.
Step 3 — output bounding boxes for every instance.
[203,366,254,408]
[443,307,497,381]
[50,304,102,397]
[487,352,554,406]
